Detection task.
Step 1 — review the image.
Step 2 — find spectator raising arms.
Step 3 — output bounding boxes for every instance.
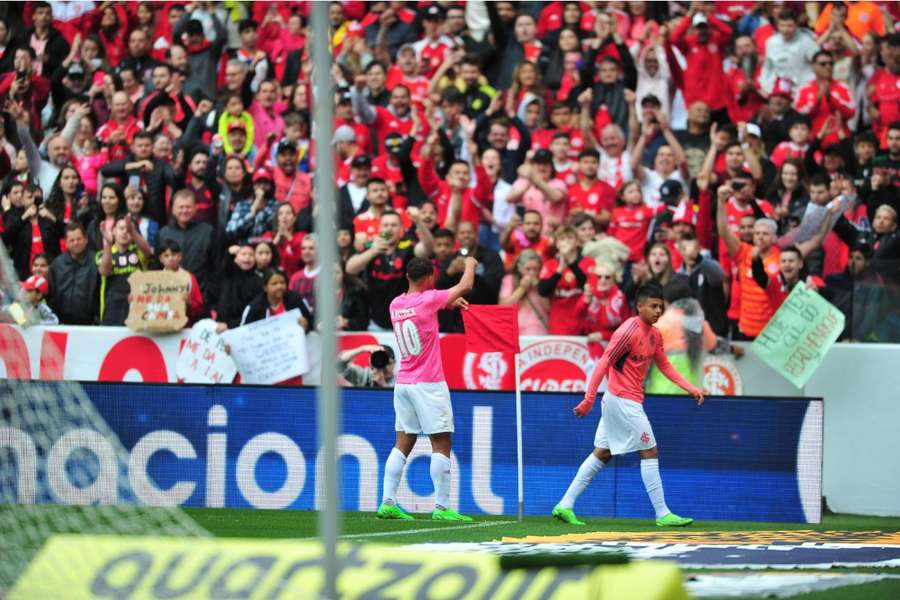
[0,1,896,345]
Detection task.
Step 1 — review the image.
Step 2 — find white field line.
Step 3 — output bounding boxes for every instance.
[300,520,518,541]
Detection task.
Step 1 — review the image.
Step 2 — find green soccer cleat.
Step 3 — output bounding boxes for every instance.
[377,502,414,520]
[431,508,473,522]
[656,512,694,527]
[552,505,586,525]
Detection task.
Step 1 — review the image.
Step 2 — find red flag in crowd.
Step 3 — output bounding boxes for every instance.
[462,305,520,354]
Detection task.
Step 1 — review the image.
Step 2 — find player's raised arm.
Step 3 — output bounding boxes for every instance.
[445,256,477,307]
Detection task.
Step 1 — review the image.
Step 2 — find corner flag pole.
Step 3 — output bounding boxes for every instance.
[515,353,524,522]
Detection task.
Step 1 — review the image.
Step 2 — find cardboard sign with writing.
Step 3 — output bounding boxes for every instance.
[222,309,309,384]
[175,319,238,384]
[751,284,845,388]
[125,270,190,333]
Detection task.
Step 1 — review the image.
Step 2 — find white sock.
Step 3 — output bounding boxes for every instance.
[641,458,670,518]
[381,447,406,505]
[430,453,451,510]
[559,454,605,509]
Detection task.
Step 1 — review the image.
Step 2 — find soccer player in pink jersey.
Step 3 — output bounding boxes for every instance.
[377,255,478,521]
[553,284,705,527]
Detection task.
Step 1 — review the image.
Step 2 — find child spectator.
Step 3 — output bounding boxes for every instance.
[262,202,305,279]
[608,181,658,264]
[158,239,205,324]
[97,215,152,326]
[217,93,255,157]
[7,275,58,325]
[72,137,108,200]
[770,117,811,168]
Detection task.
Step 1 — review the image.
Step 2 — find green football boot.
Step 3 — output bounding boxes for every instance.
[552,505,586,525]
[656,512,694,527]
[376,502,414,520]
[431,507,473,522]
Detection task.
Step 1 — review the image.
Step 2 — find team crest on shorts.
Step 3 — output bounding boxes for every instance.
[641,432,650,444]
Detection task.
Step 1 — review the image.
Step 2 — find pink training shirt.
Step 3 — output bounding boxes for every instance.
[390,288,451,384]
[584,316,699,404]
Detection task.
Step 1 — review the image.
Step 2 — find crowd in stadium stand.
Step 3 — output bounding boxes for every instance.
[0,1,898,343]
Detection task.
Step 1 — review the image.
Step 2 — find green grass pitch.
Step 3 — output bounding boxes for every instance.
[184,509,900,599]
[4,505,899,599]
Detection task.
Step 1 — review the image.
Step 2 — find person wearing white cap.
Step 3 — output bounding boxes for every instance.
[333,124,360,188]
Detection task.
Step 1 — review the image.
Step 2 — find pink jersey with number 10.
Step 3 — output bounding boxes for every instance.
[389,288,451,384]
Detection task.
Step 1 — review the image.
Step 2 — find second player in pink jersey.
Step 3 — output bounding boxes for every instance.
[553,285,705,527]
[377,255,478,522]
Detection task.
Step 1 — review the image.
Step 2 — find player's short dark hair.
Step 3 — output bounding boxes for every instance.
[813,50,832,64]
[367,177,387,187]
[888,120,900,133]
[406,257,434,282]
[781,245,803,259]
[578,148,600,160]
[635,284,665,304]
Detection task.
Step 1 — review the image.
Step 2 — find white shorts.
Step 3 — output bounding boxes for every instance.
[394,382,454,435]
[593,391,656,455]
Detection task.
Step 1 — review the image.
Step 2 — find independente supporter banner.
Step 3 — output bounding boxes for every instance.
[0,325,742,393]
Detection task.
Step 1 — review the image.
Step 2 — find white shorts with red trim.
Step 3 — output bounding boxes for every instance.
[593,391,656,455]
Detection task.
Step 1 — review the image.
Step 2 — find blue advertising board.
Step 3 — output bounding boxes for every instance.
[4,383,823,523]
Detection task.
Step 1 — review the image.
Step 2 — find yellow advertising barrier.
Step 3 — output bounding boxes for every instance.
[10,534,688,600]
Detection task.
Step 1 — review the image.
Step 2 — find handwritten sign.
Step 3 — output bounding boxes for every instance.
[751,284,845,388]
[125,270,190,333]
[175,319,238,384]
[222,309,309,384]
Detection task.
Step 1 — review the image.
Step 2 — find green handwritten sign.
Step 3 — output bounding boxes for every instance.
[751,284,845,388]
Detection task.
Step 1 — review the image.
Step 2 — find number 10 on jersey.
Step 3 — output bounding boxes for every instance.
[393,320,422,358]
